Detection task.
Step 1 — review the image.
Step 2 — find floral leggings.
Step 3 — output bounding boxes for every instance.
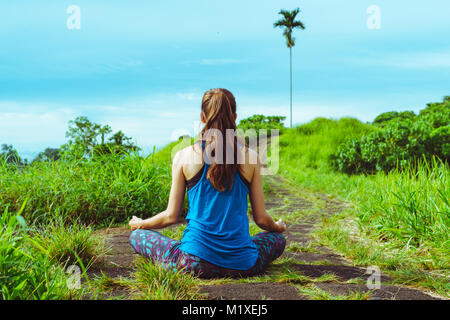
[129,229,286,279]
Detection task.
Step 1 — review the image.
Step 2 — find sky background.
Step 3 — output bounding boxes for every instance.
[1,0,449,160]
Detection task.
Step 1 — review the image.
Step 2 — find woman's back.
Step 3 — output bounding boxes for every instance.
[178,141,259,270]
[179,141,257,183]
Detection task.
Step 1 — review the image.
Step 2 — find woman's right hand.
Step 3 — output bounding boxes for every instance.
[275,218,287,233]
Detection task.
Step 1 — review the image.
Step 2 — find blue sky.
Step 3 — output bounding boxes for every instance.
[1,0,449,160]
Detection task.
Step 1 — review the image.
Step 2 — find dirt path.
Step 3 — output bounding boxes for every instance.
[91,175,441,300]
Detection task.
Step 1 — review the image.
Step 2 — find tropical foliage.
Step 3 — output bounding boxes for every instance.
[331,97,450,174]
[0,144,25,166]
[62,116,139,160]
[237,114,286,139]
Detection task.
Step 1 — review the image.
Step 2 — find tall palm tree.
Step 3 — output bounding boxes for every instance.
[274,8,305,128]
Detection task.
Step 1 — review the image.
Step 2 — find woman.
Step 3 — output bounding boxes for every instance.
[129,88,286,279]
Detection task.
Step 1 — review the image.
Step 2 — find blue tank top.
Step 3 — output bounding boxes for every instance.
[179,143,259,270]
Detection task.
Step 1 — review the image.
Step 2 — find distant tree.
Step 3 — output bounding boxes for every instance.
[419,98,450,129]
[94,130,140,156]
[373,111,416,127]
[99,124,113,145]
[64,116,108,157]
[238,114,286,140]
[109,131,132,146]
[274,8,305,128]
[0,144,23,165]
[33,148,61,163]
[62,116,139,159]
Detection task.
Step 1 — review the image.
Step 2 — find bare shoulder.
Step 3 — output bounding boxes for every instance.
[173,143,201,163]
[238,145,259,183]
[174,143,203,180]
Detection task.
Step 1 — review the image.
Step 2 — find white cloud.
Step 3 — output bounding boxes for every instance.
[180,59,247,66]
[0,104,78,159]
[200,59,247,65]
[99,106,125,112]
[161,112,180,118]
[176,92,201,101]
[354,50,450,69]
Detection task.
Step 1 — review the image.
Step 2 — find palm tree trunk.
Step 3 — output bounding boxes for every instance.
[289,46,293,128]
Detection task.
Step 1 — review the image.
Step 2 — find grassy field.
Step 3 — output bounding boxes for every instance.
[0,150,172,299]
[0,114,448,299]
[277,118,449,295]
[0,152,171,226]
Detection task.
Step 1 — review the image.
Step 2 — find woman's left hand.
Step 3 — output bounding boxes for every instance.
[129,216,144,230]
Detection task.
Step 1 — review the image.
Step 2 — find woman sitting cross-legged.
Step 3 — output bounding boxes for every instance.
[129,88,286,279]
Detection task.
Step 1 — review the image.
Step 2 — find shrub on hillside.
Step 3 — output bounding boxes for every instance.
[279,117,375,171]
[332,97,450,174]
[238,115,286,138]
[372,111,416,128]
[296,117,371,136]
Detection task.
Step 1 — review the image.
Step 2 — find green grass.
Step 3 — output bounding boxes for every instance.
[160,224,186,241]
[194,257,333,287]
[358,158,449,250]
[0,149,174,299]
[130,257,200,300]
[0,141,187,300]
[280,117,376,172]
[31,218,108,267]
[277,117,449,296]
[296,283,373,300]
[87,273,132,300]
[0,151,171,226]
[0,205,85,300]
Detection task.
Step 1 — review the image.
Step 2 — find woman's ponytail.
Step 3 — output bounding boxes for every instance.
[199,88,238,192]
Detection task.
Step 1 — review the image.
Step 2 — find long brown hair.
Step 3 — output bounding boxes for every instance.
[199,88,238,192]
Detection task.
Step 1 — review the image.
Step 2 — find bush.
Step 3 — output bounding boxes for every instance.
[373,111,416,128]
[332,97,450,174]
[238,114,286,139]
